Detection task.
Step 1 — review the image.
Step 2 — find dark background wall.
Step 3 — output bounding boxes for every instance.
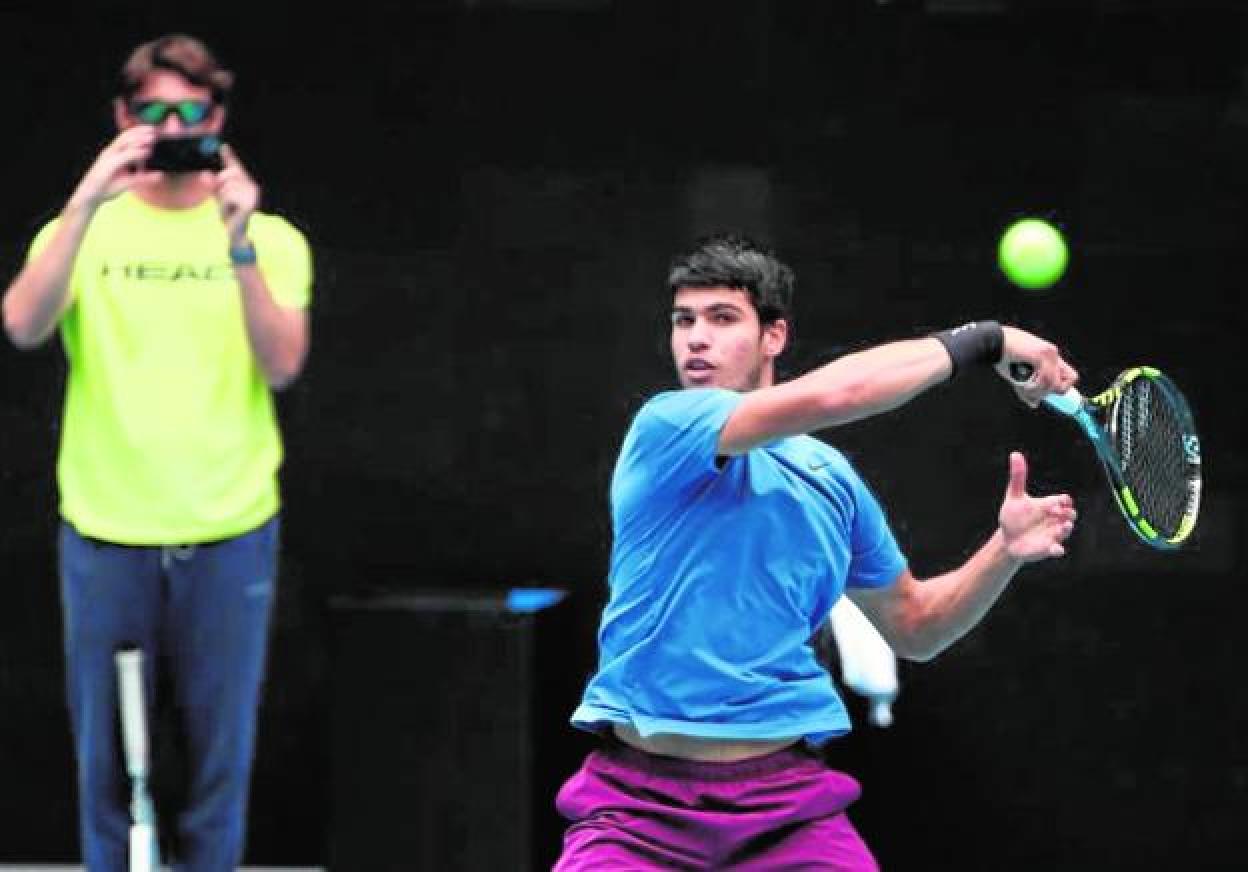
[1,0,1245,869]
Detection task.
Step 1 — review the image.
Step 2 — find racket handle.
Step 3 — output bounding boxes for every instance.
[868,698,895,729]
[1007,362,1085,416]
[130,822,159,872]
[1007,361,1034,382]
[116,648,151,779]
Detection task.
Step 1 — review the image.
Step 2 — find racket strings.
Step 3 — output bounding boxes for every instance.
[1113,379,1192,537]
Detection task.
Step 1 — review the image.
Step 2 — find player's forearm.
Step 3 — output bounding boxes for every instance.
[2,205,95,348]
[898,530,1022,662]
[719,338,952,454]
[234,264,308,390]
[805,337,954,425]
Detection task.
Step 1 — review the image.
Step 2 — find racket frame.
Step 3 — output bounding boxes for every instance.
[1037,365,1202,550]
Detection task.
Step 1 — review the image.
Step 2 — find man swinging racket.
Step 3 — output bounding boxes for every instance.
[555,233,1078,870]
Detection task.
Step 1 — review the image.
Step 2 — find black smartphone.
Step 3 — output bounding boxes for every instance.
[145,135,224,173]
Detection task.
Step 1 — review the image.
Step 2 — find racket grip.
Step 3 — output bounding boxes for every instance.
[116,648,151,778]
[868,698,895,729]
[130,823,159,872]
[1007,362,1085,416]
[1008,362,1034,382]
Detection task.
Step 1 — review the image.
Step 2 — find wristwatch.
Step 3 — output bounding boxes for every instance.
[229,239,258,266]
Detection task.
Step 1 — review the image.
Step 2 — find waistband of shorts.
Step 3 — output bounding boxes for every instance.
[596,736,818,781]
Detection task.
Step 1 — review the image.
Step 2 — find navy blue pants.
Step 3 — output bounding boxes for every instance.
[59,516,279,872]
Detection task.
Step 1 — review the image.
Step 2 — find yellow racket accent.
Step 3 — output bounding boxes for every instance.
[1118,487,1139,517]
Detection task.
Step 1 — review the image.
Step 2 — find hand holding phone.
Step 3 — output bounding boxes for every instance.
[67,127,161,210]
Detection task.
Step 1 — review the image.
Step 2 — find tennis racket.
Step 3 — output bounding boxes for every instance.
[1009,362,1202,550]
[116,647,161,872]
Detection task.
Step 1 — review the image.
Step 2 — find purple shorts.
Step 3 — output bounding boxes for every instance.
[553,741,879,871]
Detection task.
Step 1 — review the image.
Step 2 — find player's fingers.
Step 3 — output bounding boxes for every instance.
[1048,512,1077,532]
[113,126,155,149]
[219,143,245,171]
[1040,494,1074,513]
[1045,514,1072,536]
[1007,451,1028,498]
[1035,357,1065,394]
[113,144,153,169]
[1058,360,1079,391]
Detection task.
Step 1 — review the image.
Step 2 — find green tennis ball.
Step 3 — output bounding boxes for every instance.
[998,218,1068,290]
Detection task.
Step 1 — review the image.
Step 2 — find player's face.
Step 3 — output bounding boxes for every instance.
[114,69,224,136]
[670,287,787,391]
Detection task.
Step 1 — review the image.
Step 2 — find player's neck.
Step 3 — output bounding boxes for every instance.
[753,363,776,391]
[132,173,216,211]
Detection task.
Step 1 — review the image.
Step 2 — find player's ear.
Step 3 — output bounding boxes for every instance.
[762,318,788,359]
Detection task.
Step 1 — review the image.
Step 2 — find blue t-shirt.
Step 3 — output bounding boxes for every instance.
[571,388,908,744]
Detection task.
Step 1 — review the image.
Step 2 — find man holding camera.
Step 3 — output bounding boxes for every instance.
[2,34,310,869]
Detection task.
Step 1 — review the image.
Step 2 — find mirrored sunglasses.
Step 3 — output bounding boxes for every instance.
[130,99,214,126]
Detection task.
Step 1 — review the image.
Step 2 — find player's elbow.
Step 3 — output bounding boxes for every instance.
[265,357,304,391]
[893,635,945,663]
[885,619,939,662]
[3,303,47,350]
[878,586,948,663]
[262,332,309,391]
[893,603,962,661]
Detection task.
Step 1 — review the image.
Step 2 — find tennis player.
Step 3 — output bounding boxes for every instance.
[554,233,1078,870]
[2,34,310,869]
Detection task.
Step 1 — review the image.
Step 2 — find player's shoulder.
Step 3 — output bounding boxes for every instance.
[633,391,738,434]
[29,212,62,245]
[637,387,742,425]
[248,210,311,251]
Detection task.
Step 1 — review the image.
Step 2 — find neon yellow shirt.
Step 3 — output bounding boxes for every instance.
[29,193,312,544]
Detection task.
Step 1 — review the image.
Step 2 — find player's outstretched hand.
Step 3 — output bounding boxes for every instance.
[998,451,1076,561]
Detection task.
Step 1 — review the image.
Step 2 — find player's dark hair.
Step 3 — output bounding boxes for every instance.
[667,233,794,326]
[118,34,235,104]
